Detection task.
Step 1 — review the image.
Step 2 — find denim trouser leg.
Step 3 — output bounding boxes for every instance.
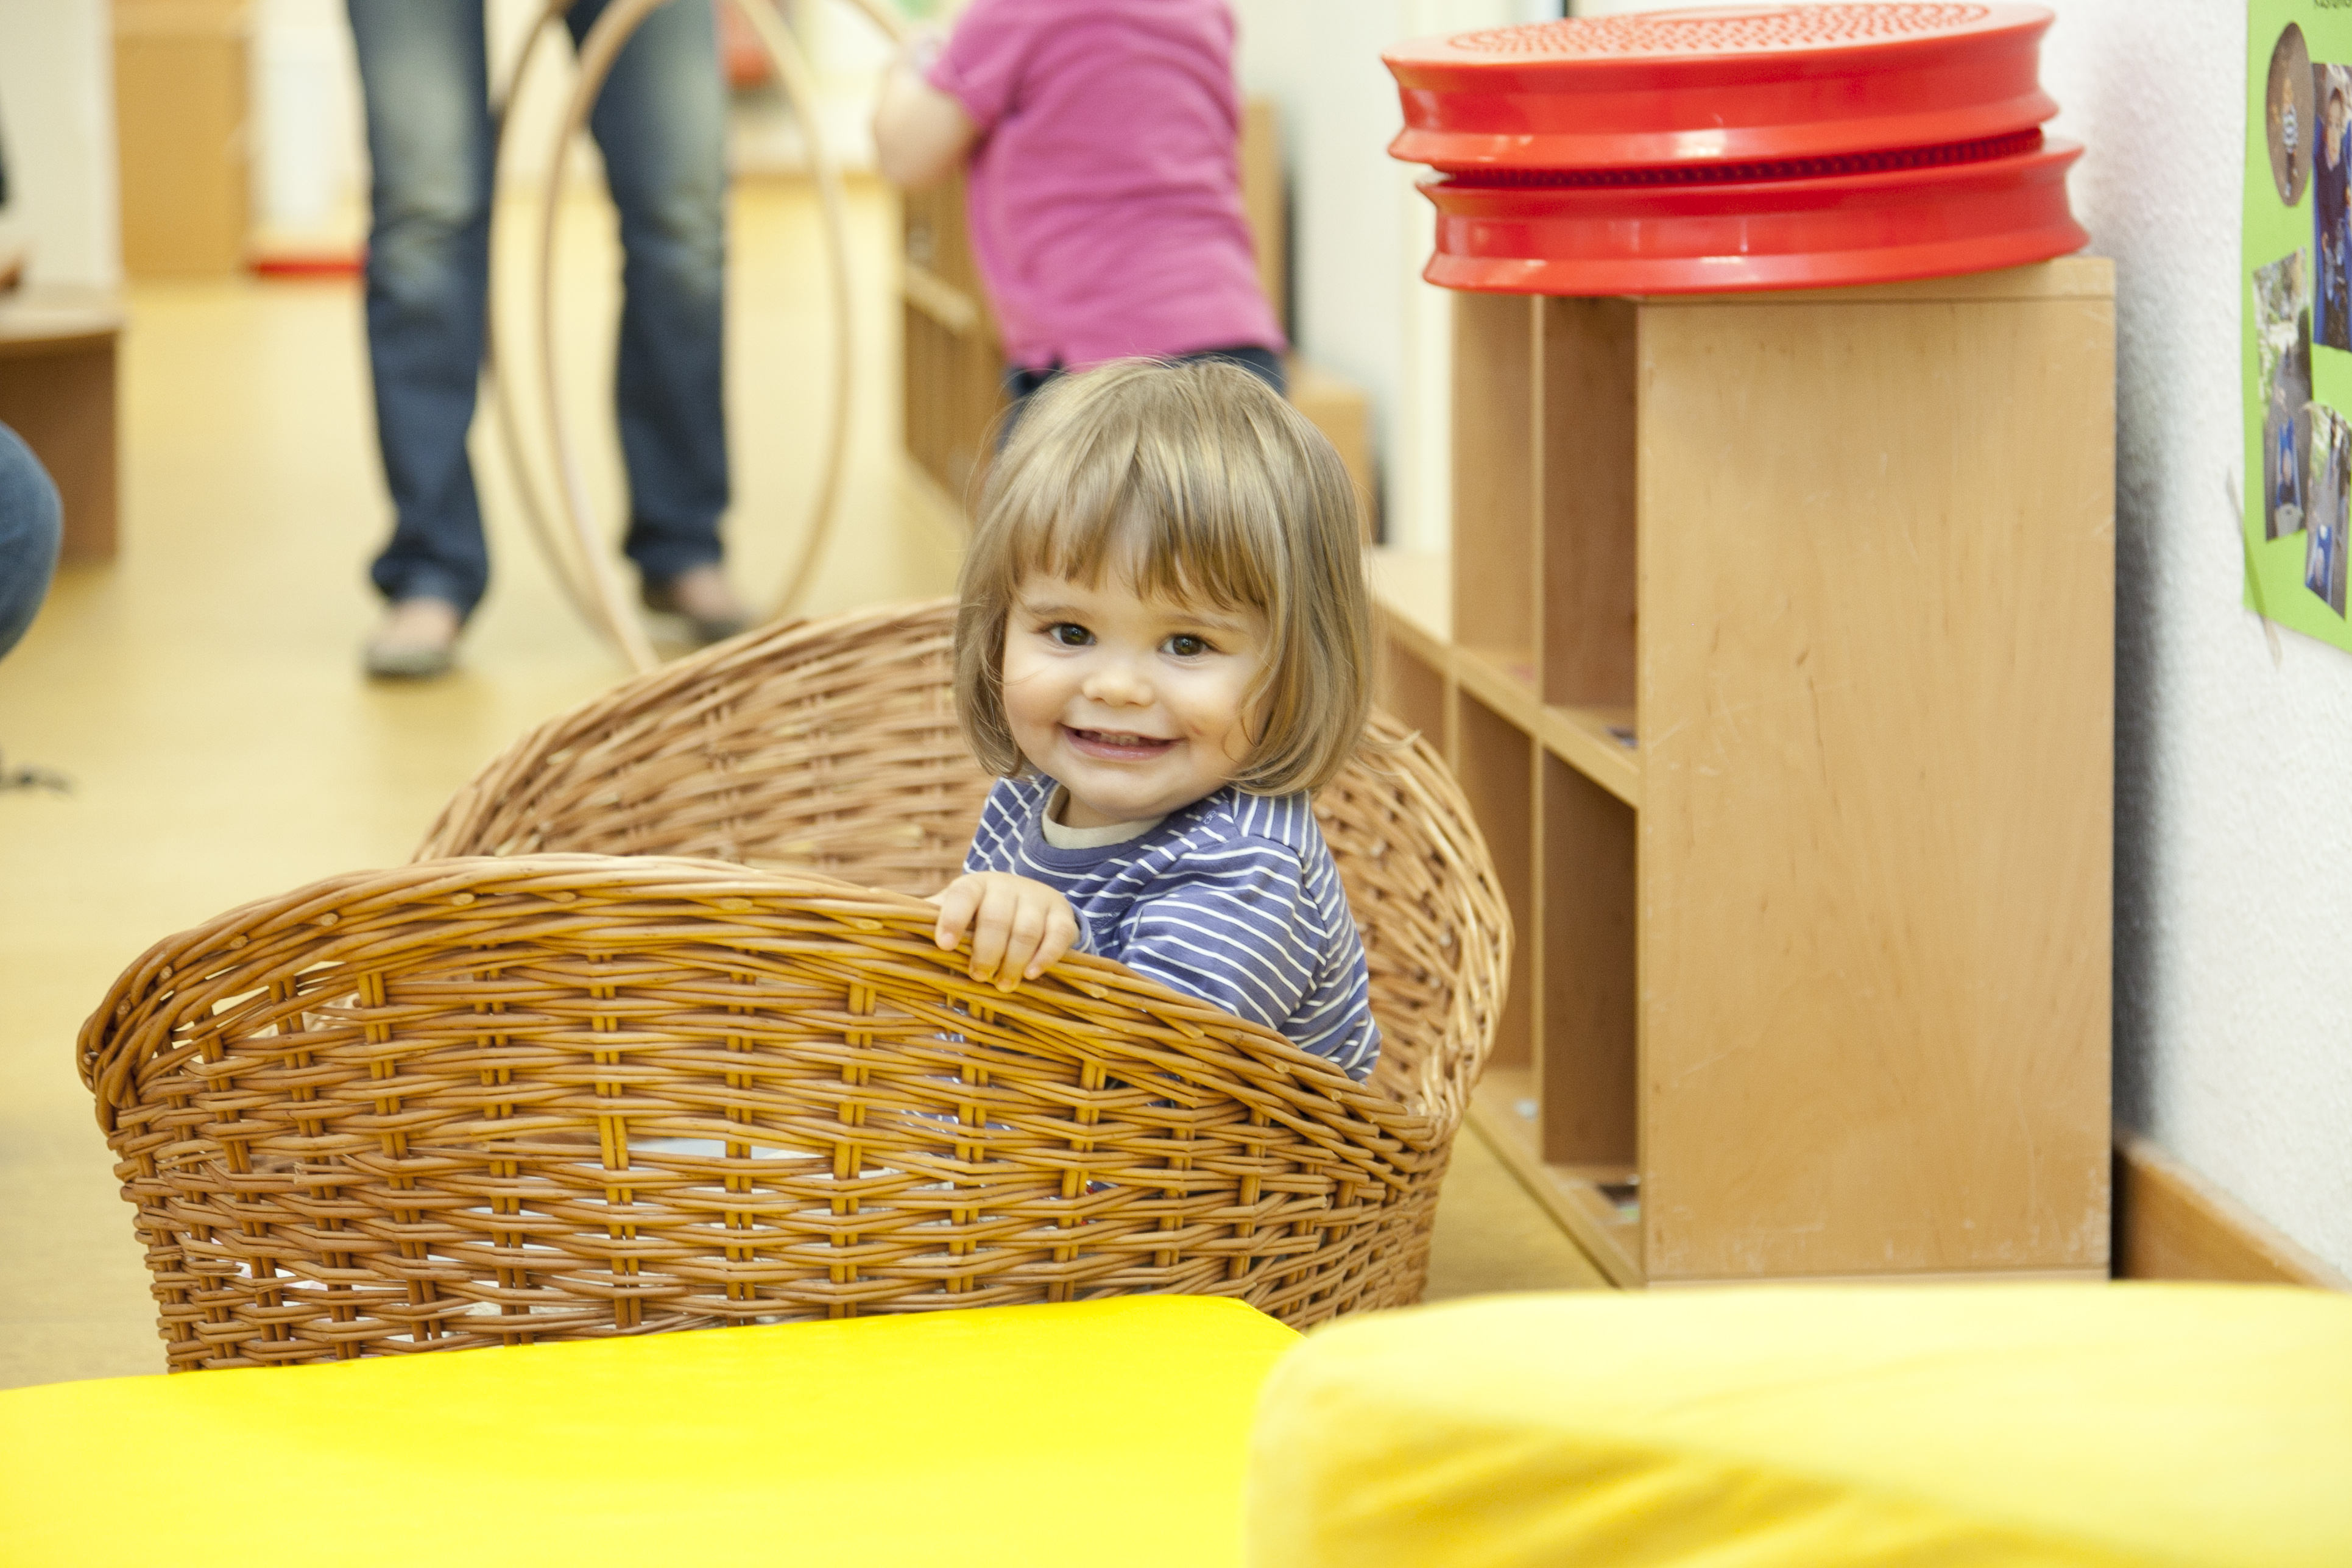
[569,0,730,582]
[0,422,62,662]
[348,0,493,616]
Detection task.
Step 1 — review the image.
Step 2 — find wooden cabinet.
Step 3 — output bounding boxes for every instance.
[0,291,123,563]
[900,173,1008,517]
[1377,259,2116,1286]
[115,0,253,280]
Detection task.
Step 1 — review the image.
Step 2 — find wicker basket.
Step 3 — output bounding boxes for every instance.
[82,600,1508,1368]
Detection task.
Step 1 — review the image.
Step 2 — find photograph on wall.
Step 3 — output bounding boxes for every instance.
[2309,405,2352,613]
[2318,66,2352,347]
[2269,23,2315,204]
[2244,3,2352,654]
[2255,250,2314,539]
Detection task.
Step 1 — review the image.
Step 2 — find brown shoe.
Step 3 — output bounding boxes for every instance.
[642,565,752,646]
[364,598,462,680]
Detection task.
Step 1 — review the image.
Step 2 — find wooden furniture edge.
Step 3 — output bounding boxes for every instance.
[0,289,127,355]
[902,261,986,339]
[1377,591,1644,808]
[2115,1130,2351,1291]
[114,0,254,39]
[1645,1268,2111,1290]
[898,454,970,549]
[1467,1078,1644,1288]
[0,331,118,362]
[1474,1117,2352,1293]
[1536,704,1640,809]
[1636,256,2116,308]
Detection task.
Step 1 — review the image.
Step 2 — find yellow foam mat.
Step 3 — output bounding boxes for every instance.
[2,1296,1296,1567]
[1245,1284,2352,1567]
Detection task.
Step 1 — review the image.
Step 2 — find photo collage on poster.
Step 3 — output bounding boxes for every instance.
[2260,22,2351,616]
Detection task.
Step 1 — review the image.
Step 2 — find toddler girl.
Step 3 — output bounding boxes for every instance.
[928,358,1378,1081]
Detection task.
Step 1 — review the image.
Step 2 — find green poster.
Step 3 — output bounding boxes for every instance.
[2249,2,2352,646]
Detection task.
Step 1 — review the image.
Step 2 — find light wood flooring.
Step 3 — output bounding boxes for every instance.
[0,180,1601,1390]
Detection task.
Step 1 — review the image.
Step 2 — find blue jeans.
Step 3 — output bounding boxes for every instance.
[0,422,62,662]
[348,0,729,617]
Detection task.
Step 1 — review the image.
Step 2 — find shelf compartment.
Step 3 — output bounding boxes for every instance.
[1452,292,1540,684]
[1540,754,1637,1173]
[1377,627,1447,749]
[1538,297,1637,710]
[1455,691,1536,1073]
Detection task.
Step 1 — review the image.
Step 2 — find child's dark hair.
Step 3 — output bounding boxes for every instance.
[953,358,1373,794]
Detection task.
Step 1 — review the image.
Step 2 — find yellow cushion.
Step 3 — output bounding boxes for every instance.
[1,1296,1296,1567]
[1245,1284,2352,1567]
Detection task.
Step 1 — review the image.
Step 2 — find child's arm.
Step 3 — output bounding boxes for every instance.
[874,28,978,189]
[1112,850,1324,1039]
[928,872,1081,991]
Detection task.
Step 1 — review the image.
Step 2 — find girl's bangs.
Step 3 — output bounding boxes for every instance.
[995,440,1281,616]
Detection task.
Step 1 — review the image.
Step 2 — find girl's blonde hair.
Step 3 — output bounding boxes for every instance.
[954,357,1373,796]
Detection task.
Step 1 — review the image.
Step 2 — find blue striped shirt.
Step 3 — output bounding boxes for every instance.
[965,775,1381,1080]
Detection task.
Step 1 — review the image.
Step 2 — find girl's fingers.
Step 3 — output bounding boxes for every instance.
[1025,909,1079,978]
[996,901,1048,991]
[967,890,1014,983]
[934,878,1077,987]
[931,879,980,950]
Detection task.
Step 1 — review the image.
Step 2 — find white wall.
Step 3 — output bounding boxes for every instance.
[252,0,366,241]
[0,0,119,288]
[1229,0,1558,551]
[2037,0,2352,1276]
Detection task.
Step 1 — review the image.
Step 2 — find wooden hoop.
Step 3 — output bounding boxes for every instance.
[492,0,911,671]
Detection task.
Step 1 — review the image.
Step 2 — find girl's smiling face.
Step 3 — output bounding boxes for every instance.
[1001,571,1270,828]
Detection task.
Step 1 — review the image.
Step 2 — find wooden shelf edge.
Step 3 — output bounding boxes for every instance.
[902,262,986,339]
[1645,1266,2111,1290]
[898,454,969,548]
[1636,256,2116,309]
[1367,549,1451,646]
[1467,1078,1645,1290]
[1538,705,1641,809]
[1453,645,1542,729]
[1374,599,1648,808]
[1383,634,1646,808]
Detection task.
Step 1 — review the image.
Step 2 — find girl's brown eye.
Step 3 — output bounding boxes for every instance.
[1168,634,1209,657]
[1051,623,1092,648]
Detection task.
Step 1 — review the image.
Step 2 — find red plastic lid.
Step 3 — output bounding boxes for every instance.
[1419,136,2086,295]
[1386,4,2059,172]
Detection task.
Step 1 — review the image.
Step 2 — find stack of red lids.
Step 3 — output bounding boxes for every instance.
[1383,4,2087,294]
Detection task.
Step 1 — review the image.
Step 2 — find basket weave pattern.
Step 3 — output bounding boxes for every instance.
[82,601,1508,1369]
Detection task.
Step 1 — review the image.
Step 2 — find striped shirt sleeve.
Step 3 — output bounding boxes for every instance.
[1113,841,1321,1037]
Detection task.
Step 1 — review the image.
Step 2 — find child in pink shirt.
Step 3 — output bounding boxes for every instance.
[874,0,1287,411]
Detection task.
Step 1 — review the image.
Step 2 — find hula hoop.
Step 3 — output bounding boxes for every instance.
[491,0,911,672]
[485,2,606,640]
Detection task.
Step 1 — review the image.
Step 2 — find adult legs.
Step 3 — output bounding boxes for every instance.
[347,0,494,622]
[567,0,730,590]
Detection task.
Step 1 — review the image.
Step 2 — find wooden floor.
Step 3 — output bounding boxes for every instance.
[0,180,1602,1391]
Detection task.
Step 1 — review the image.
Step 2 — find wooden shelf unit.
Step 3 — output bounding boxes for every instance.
[1379,260,2117,1287]
[901,172,1010,517]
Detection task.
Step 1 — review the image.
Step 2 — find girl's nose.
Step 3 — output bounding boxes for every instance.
[1081,663,1153,706]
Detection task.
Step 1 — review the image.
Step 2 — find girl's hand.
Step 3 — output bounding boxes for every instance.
[926,873,1081,991]
[872,25,975,190]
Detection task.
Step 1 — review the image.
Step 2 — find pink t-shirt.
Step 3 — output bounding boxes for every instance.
[926,0,1285,372]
